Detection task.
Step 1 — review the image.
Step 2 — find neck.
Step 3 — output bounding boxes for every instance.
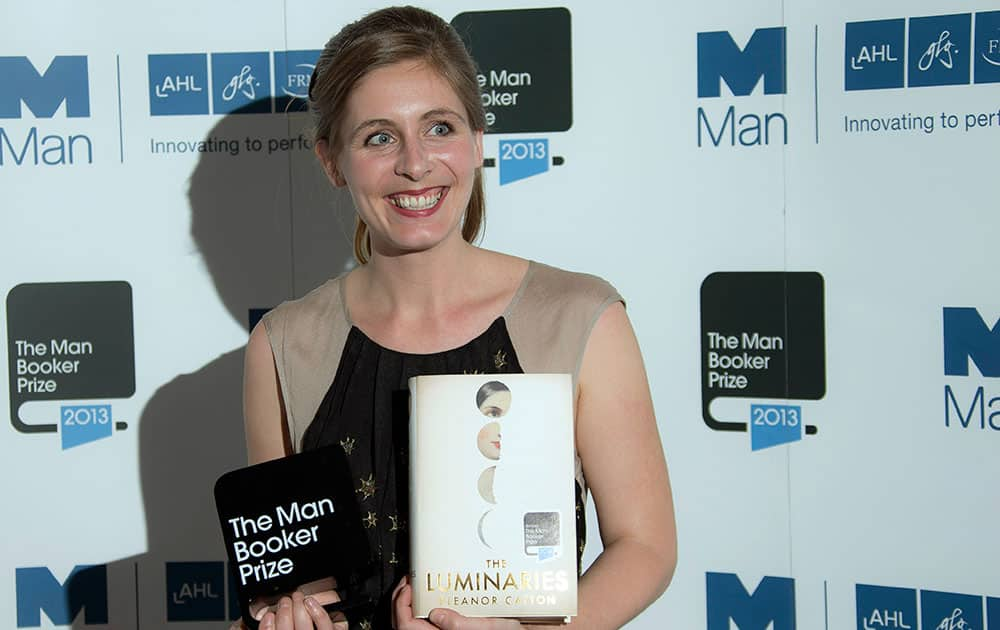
[360,237,480,318]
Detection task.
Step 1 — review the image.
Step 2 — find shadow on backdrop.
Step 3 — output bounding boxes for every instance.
[70,99,356,628]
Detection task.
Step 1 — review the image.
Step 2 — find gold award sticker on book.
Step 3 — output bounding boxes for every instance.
[409,374,578,622]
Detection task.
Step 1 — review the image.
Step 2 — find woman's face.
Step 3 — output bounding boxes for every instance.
[478,390,511,418]
[322,60,483,257]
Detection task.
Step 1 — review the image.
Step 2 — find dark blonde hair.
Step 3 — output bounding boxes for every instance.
[309,6,487,264]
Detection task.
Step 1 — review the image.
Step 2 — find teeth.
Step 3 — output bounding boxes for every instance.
[391,190,442,210]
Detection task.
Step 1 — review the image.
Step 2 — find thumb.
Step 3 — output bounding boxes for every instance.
[429,608,465,629]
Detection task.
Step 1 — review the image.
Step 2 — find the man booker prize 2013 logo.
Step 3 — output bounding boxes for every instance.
[696,27,788,147]
[943,306,1000,431]
[6,282,135,449]
[0,55,94,166]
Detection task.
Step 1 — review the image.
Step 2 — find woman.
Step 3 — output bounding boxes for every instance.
[243,7,676,629]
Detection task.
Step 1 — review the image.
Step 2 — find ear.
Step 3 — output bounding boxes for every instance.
[314,139,347,187]
[473,130,484,168]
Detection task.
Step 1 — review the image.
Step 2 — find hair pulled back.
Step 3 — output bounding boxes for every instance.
[309,6,487,264]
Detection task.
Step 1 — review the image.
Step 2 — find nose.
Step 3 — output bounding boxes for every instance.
[394,138,432,181]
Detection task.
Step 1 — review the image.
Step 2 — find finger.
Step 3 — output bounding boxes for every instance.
[304,595,337,630]
[429,608,464,629]
[292,591,313,630]
[259,611,276,630]
[275,596,294,630]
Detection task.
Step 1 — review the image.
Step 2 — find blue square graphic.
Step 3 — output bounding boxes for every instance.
[499,138,549,185]
[750,404,802,451]
[988,597,999,629]
[166,562,225,621]
[148,53,209,116]
[856,584,917,630]
[211,52,271,114]
[274,50,321,113]
[908,14,972,87]
[974,11,1000,84]
[845,19,905,91]
[60,405,113,449]
[921,590,983,630]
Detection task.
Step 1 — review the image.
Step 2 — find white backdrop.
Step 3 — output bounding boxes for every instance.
[2,0,998,628]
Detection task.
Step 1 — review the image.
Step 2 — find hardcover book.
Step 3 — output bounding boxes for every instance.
[408,374,578,623]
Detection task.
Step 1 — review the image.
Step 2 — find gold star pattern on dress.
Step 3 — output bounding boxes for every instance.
[339,436,356,455]
[579,540,586,556]
[358,620,372,630]
[463,368,482,374]
[388,514,403,532]
[363,511,378,529]
[494,349,507,369]
[388,552,399,565]
[356,473,376,501]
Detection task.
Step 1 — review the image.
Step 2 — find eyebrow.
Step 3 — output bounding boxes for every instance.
[349,108,468,139]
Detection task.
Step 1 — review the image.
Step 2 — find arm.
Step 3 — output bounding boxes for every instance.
[244,321,293,464]
[570,301,677,628]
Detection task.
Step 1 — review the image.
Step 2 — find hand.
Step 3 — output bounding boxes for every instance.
[392,577,523,630]
[256,591,347,630]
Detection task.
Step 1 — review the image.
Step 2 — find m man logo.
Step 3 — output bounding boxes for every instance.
[944,307,1000,377]
[706,572,796,630]
[0,56,90,119]
[695,27,789,147]
[147,50,320,116]
[697,27,787,98]
[942,307,1000,431]
[15,565,108,627]
[846,11,1000,90]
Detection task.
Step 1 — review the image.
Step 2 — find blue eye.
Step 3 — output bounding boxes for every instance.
[429,122,452,136]
[365,131,393,146]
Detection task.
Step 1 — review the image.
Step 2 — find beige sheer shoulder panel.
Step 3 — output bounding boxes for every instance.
[507,262,624,495]
[262,274,350,453]
[506,261,624,388]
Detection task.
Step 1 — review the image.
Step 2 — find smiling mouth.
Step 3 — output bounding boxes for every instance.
[387,187,445,211]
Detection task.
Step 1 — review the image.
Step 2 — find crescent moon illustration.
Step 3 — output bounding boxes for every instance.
[478,466,497,504]
[477,510,493,549]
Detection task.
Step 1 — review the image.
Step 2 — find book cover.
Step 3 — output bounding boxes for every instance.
[408,374,578,623]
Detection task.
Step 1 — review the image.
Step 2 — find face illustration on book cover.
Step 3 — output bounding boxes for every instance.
[476,381,510,548]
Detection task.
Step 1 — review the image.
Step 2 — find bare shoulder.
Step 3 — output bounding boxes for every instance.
[243,321,291,464]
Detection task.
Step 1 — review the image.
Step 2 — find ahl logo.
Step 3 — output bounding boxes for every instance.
[700,272,826,450]
[451,8,571,185]
[166,561,240,622]
[696,26,788,147]
[706,572,796,630]
[857,584,998,630]
[148,50,320,116]
[15,565,108,627]
[6,282,135,448]
[942,307,1000,431]
[846,11,1000,90]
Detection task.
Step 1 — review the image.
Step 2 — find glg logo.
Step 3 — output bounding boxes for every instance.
[0,56,90,119]
[706,572,796,629]
[15,565,108,627]
[695,27,789,147]
[846,11,1000,90]
[147,50,320,116]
